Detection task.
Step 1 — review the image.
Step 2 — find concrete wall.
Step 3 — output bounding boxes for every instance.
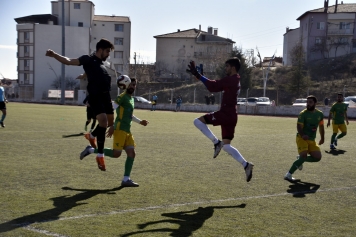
[133,103,356,119]
[91,20,131,75]
[34,24,89,100]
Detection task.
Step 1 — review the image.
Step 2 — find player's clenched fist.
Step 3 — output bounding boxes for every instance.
[45,49,55,57]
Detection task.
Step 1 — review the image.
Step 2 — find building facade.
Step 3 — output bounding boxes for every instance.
[15,0,131,100]
[154,26,235,80]
[283,0,356,65]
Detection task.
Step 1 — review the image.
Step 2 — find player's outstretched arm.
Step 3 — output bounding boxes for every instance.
[46,49,80,66]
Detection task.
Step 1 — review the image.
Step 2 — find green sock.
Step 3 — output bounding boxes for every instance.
[336,132,346,139]
[304,155,320,163]
[94,148,114,157]
[288,157,305,174]
[331,133,337,144]
[124,157,135,176]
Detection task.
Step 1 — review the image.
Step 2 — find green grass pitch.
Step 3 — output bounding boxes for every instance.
[0,103,356,236]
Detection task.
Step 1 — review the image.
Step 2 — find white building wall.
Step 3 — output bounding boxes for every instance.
[283,28,300,66]
[33,24,89,99]
[91,20,131,75]
[52,1,93,27]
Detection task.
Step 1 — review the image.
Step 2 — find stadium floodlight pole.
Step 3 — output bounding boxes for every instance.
[60,0,65,104]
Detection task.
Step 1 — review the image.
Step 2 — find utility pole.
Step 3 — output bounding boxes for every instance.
[133,52,137,77]
[61,0,65,104]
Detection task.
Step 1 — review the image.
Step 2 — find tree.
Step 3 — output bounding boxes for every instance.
[215,46,252,89]
[51,76,79,90]
[288,41,310,96]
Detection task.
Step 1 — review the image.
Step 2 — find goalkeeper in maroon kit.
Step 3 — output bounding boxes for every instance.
[187,58,254,182]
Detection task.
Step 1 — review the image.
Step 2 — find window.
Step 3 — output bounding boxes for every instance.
[115,24,124,32]
[114,37,123,45]
[315,37,322,44]
[24,32,29,40]
[24,73,29,84]
[78,22,83,27]
[114,51,123,58]
[317,22,325,30]
[74,3,80,9]
[114,64,123,72]
[353,42,356,48]
[24,45,29,54]
[24,59,30,68]
[340,37,348,43]
[340,22,351,29]
[202,35,206,41]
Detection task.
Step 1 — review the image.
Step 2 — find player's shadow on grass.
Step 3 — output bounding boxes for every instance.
[325,149,347,156]
[0,186,123,234]
[120,204,246,237]
[62,132,85,138]
[287,181,320,198]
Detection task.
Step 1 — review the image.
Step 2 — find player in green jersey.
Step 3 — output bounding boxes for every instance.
[327,93,349,150]
[284,95,325,181]
[79,78,149,187]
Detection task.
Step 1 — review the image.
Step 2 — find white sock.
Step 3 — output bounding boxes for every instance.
[123,176,130,181]
[193,118,219,144]
[222,144,247,167]
[97,153,104,157]
[89,147,95,153]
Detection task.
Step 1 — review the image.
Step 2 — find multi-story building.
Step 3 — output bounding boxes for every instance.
[283,0,356,65]
[154,26,235,80]
[15,0,131,100]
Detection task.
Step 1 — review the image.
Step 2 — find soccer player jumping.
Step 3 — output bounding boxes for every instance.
[327,93,349,150]
[284,95,325,181]
[80,78,149,187]
[46,38,115,171]
[187,58,254,182]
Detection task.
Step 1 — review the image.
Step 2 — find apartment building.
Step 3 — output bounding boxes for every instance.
[154,26,235,80]
[283,0,356,65]
[15,0,131,100]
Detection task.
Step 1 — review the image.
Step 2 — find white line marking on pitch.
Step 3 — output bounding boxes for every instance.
[22,185,356,236]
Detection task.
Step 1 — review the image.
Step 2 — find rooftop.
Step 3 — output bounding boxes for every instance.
[154,28,235,43]
[93,15,130,23]
[297,3,356,20]
[14,14,58,24]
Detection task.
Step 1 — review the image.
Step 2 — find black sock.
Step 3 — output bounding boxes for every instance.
[91,120,97,130]
[95,126,106,154]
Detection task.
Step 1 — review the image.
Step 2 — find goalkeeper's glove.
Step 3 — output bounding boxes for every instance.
[186,60,202,79]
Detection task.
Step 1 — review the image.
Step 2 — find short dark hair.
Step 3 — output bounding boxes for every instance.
[130,77,136,83]
[337,93,343,97]
[96,38,114,51]
[225,58,241,72]
[307,95,317,103]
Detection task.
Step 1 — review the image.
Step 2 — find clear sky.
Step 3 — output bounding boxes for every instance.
[0,0,355,79]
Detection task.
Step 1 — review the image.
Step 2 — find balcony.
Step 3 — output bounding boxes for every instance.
[328,29,354,35]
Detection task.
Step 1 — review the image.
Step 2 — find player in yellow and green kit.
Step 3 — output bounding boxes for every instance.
[79,78,149,187]
[327,93,349,150]
[284,95,325,181]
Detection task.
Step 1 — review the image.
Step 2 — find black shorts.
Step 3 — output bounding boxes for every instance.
[88,92,114,117]
[86,107,96,120]
[0,102,6,110]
